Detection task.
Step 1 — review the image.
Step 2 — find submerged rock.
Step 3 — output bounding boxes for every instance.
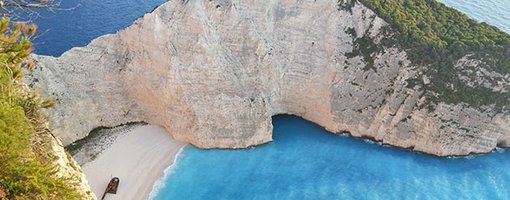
[28,0,510,156]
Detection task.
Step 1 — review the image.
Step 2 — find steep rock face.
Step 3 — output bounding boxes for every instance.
[41,122,95,199]
[29,0,509,156]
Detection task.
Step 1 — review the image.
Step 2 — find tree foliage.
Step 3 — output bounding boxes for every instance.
[354,0,510,111]
[362,0,509,49]
[0,17,82,200]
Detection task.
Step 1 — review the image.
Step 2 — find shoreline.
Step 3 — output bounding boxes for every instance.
[148,146,187,199]
[76,125,186,200]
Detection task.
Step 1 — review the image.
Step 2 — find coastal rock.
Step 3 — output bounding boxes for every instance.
[28,0,509,156]
[41,122,96,199]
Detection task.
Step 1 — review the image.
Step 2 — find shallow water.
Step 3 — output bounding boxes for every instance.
[152,115,510,199]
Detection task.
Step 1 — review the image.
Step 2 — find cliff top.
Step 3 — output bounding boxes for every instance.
[343,0,510,113]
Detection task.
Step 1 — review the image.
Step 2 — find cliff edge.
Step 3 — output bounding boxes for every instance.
[28,0,510,156]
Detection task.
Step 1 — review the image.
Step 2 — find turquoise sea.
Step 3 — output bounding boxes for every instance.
[29,0,510,199]
[151,115,510,200]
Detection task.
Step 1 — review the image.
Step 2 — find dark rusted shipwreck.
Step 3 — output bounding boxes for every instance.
[101,177,120,200]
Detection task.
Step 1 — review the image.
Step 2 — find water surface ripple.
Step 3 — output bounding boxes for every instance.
[152,115,510,200]
[31,0,165,56]
[437,0,510,33]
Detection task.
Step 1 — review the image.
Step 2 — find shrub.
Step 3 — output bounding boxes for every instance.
[0,17,82,200]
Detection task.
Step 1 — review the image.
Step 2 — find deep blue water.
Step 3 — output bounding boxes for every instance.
[152,115,510,200]
[31,0,165,56]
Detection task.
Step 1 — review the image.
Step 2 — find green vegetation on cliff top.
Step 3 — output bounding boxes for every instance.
[358,0,510,68]
[0,18,82,200]
[364,0,510,48]
[345,0,510,111]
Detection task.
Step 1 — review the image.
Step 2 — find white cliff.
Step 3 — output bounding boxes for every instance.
[28,0,510,156]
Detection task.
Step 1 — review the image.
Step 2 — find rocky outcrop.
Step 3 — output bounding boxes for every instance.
[41,122,96,199]
[28,0,509,156]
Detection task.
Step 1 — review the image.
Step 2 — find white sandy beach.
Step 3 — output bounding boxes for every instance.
[81,125,186,200]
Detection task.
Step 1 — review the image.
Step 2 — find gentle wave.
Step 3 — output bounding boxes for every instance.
[148,145,187,200]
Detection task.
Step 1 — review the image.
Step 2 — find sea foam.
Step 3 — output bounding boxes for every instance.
[148,146,187,200]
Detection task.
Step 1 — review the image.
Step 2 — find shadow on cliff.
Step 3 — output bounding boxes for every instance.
[65,121,147,155]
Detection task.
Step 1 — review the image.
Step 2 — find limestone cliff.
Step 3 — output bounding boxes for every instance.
[44,128,96,199]
[28,0,510,156]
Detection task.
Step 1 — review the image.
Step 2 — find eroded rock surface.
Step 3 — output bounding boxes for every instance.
[28,0,509,156]
[41,122,95,199]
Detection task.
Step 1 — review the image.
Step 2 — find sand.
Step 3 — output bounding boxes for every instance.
[80,125,186,200]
